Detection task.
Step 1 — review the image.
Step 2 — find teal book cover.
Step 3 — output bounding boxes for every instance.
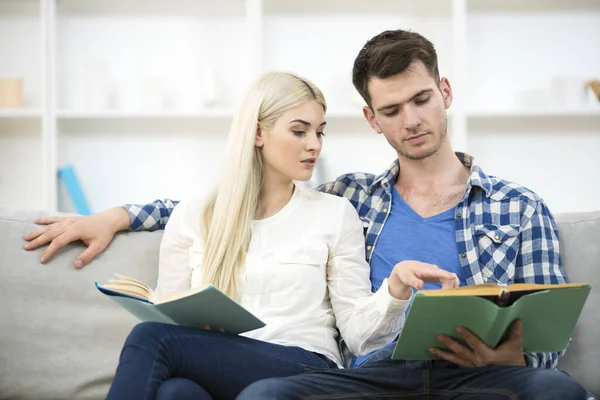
[95,276,265,335]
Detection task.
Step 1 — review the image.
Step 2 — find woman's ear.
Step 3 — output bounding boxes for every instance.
[255,123,264,148]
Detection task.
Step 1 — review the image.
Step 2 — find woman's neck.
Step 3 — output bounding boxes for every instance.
[255,176,295,221]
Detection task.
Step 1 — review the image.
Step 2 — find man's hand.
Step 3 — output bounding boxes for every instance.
[430,320,527,367]
[388,260,460,300]
[23,207,130,268]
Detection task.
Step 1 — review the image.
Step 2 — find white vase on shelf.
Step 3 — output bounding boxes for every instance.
[140,77,167,111]
[551,76,589,110]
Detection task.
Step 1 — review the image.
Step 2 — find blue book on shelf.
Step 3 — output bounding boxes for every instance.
[58,165,91,215]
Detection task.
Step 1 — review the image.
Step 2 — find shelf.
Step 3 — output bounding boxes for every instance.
[56,0,245,17]
[56,109,388,120]
[0,0,39,16]
[31,108,600,121]
[468,0,600,12]
[327,109,365,119]
[468,109,600,118]
[0,109,41,119]
[468,109,600,132]
[56,109,235,120]
[264,0,451,15]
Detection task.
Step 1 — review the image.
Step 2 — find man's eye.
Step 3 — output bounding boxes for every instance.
[416,97,430,105]
[384,110,398,117]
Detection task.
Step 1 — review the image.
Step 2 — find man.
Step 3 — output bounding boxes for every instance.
[25,30,590,399]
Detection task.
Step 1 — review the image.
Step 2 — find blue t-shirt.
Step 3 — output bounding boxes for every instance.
[352,187,467,366]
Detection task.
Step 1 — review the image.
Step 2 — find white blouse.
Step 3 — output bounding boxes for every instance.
[154,186,410,367]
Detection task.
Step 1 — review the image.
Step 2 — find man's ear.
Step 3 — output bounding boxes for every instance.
[255,123,264,147]
[439,77,453,110]
[363,106,383,135]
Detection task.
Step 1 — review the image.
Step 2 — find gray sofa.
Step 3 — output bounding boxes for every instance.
[0,207,598,399]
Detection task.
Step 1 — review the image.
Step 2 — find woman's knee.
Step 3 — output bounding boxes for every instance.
[124,321,171,349]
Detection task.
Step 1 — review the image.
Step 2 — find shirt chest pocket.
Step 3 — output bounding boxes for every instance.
[474,224,520,283]
[268,244,329,308]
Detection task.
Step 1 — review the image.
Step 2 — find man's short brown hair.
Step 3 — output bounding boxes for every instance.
[352,29,441,108]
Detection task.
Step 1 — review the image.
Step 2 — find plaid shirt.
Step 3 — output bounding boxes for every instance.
[125,152,568,370]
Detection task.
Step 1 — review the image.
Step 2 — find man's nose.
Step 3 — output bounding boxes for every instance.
[402,105,421,129]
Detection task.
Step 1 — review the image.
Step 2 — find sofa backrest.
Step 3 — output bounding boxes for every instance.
[0,207,162,399]
[0,207,598,398]
[554,211,600,395]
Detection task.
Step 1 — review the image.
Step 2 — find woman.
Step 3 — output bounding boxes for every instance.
[105,71,458,400]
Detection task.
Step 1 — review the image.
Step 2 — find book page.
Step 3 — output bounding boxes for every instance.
[418,282,587,298]
[419,283,502,297]
[505,282,586,293]
[98,273,154,301]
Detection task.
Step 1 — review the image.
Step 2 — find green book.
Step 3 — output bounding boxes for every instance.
[392,282,591,360]
[95,273,265,335]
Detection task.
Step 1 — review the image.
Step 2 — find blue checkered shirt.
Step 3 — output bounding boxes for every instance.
[125,152,569,370]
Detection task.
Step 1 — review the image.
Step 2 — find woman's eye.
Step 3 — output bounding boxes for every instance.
[317,131,325,137]
[292,130,306,136]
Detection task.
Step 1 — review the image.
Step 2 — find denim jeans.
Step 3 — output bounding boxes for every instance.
[236,342,589,400]
[105,322,337,400]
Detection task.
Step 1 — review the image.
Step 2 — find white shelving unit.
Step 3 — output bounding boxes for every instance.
[1,0,599,214]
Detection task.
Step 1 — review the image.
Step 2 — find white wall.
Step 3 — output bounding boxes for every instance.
[1,1,599,214]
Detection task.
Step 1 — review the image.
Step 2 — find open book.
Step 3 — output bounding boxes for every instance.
[95,273,265,335]
[392,282,591,360]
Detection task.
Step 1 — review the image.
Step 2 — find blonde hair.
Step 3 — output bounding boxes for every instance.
[201,72,327,299]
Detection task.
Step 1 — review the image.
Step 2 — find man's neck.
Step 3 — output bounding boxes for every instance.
[256,174,295,221]
[396,146,469,192]
[394,145,471,218]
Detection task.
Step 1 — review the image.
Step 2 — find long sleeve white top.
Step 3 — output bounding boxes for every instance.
[154,185,410,367]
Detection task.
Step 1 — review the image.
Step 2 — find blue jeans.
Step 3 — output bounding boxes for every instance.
[236,342,589,399]
[105,322,337,400]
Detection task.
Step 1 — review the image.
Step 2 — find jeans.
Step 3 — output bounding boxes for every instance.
[105,322,337,400]
[236,342,589,400]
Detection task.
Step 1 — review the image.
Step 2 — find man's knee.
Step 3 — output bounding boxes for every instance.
[525,369,587,400]
[237,378,298,400]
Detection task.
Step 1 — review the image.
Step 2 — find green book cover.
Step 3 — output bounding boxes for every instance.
[95,278,265,335]
[392,283,591,360]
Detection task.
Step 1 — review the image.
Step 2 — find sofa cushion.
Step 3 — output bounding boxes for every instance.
[555,211,600,396]
[0,208,161,399]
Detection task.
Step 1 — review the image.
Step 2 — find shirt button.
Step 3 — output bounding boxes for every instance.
[245,296,253,303]
[383,208,388,213]
[456,213,462,219]
[367,245,372,251]
[460,253,467,259]
[494,235,500,241]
